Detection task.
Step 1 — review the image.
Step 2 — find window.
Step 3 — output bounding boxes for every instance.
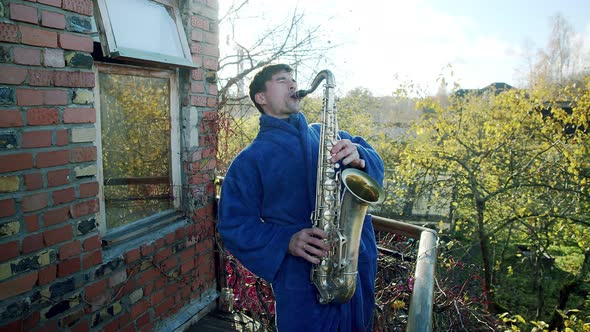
[94,0,195,68]
[95,64,181,244]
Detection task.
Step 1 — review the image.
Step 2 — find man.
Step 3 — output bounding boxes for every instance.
[218,64,384,331]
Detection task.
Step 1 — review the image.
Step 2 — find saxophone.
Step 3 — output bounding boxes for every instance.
[296,70,385,304]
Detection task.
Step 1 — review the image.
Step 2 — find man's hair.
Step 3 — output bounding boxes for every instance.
[249,64,294,114]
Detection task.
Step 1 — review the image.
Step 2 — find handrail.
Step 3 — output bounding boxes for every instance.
[372,215,438,332]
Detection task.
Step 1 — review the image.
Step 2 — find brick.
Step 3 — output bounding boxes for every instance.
[191,69,203,81]
[10,3,39,24]
[72,89,93,104]
[58,34,93,52]
[24,173,43,190]
[82,234,100,251]
[44,89,68,105]
[0,271,38,301]
[131,300,149,319]
[153,297,173,317]
[56,129,68,146]
[70,199,97,218]
[191,16,209,30]
[58,257,80,277]
[41,11,66,29]
[25,214,40,232]
[47,168,70,187]
[65,52,92,68]
[17,89,43,106]
[74,165,96,177]
[0,176,19,192]
[63,108,95,123]
[190,96,206,107]
[71,127,95,142]
[23,311,40,331]
[22,130,52,148]
[62,0,93,16]
[0,131,17,148]
[53,187,75,205]
[28,68,53,86]
[26,108,58,125]
[36,149,69,167]
[67,16,92,34]
[53,70,94,87]
[82,250,101,269]
[38,264,56,285]
[44,224,73,245]
[22,192,48,212]
[20,26,58,48]
[0,241,19,262]
[39,0,62,7]
[191,82,205,93]
[37,319,58,332]
[0,153,33,172]
[58,240,81,259]
[43,206,70,226]
[85,279,106,299]
[70,146,96,162]
[201,44,218,57]
[0,65,27,84]
[14,47,42,66]
[70,319,89,332]
[22,233,45,254]
[0,86,16,104]
[203,57,218,70]
[0,110,23,127]
[79,182,98,198]
[124,248,140,264]
[44,48,65,68]
[0,23,19,43]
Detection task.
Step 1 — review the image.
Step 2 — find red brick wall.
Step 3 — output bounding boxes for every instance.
[0,0,219,331]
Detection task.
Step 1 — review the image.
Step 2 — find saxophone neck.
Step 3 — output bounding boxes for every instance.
[295,70,335,99]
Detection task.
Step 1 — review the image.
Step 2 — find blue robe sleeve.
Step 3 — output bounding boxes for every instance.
[217,155,304,282]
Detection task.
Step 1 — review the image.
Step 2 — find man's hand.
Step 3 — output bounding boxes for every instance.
[330,139,366,169]
[288,228,330,264]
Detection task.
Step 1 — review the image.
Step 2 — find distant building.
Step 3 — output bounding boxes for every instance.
[455,82,514,97]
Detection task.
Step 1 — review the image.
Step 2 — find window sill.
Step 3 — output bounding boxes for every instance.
[102,210,186,262]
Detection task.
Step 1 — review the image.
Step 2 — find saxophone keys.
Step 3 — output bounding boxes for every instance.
[323,179,337,190]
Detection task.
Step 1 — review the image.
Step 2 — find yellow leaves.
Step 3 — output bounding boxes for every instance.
[391,300,406,310]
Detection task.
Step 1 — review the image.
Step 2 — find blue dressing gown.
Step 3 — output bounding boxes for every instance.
[218,113,385,331]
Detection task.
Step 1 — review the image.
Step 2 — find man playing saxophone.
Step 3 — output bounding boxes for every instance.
[218,64,385,331]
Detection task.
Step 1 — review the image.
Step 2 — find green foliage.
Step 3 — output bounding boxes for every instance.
[396,77,590,326]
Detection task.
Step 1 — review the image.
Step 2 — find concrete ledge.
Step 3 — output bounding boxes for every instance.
[156,287,218,332]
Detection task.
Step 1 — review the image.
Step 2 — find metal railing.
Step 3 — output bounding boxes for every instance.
[372,215,438,332]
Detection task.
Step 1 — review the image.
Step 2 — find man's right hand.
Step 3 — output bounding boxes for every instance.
[288,227,330,264]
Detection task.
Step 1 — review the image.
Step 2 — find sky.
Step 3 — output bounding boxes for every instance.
[219,0,590,96]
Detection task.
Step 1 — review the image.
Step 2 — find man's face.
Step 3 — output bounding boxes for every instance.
[255,70,300,118]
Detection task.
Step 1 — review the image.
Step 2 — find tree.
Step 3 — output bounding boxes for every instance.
[394,81,589,321]
[518,13,588,90]
[216,0,337,173]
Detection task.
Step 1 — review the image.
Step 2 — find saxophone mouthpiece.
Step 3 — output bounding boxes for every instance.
[295,90,308,99]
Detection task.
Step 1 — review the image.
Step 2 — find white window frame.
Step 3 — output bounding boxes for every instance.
[94,0,196,68]
[94,62,182,244]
